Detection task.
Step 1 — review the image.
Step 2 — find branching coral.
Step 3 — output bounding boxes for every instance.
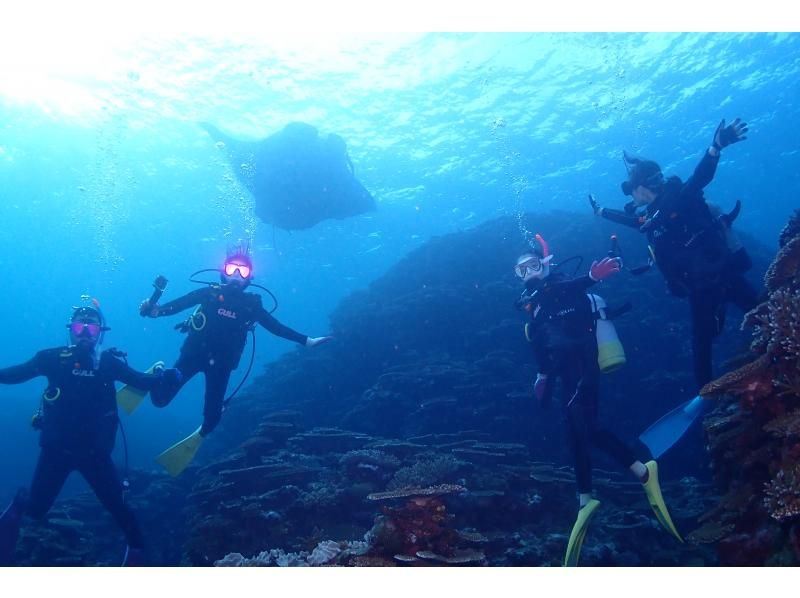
[703,286,800,406]
[214,539,369,567]
[762,288,800,361]
[387,455,463,490]
[763,466,800,522]
[766,236,800,292]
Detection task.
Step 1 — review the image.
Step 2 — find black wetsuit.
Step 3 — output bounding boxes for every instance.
[601,149,758,389]
[150,284,307,435]
[524,272,636,494]
[0,346,167,550]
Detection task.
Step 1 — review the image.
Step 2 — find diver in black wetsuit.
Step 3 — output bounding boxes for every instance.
[590,117,758,390]
[140,245,331,439]
[515,236,681,565]
[0,300,180,566]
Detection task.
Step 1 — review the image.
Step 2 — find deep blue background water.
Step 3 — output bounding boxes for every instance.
[1,32,798,502]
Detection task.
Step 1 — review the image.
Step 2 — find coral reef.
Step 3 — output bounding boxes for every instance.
[387,455,464,490]
[215,539,369,567]
[698,210,800,565]
[763,466,800,523]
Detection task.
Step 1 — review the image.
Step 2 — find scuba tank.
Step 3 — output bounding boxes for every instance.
[588,294,626,373]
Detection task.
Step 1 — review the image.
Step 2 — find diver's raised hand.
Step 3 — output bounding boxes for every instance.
[306,336,332,348]
[139,299,160,318]
[588,194,604,216]
[712,117,748,151]
[589,257,621,282]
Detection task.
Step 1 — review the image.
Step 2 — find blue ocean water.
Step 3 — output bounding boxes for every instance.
[0,32,798,504]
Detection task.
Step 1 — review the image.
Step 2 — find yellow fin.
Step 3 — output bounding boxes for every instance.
[564,499,600,567]
[642,460,683,542]
[116,361,164,415]
[156,427,204,477]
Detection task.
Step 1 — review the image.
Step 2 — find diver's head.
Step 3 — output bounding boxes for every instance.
[221,243,253,289]
[515,233,553,282]
[67,302,107,350]
[621,152,664,205]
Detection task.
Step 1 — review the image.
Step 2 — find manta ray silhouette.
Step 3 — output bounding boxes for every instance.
[201,121,375,231]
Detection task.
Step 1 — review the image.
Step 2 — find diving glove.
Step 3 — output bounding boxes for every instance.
[712,117,748,150]
[588,194,602,216]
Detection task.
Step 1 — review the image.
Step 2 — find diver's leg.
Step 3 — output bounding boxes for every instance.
[565,369,593,500]
[79,453,144,549]
[150,353,199,408]
[27,448,72,519]
[563,367,600,567]
[586,390,638,473]
[576,340,641,474]
[200,366,232,436]
[689,292,716,390]
[572,343,636,472]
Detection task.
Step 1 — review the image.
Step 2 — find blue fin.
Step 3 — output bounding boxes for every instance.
[639,396,708,459]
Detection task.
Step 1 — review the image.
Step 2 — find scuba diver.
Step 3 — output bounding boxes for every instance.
[589,117,758,391]
[138,244,332,476]
[0,299,181,566]
[515,235,682,566]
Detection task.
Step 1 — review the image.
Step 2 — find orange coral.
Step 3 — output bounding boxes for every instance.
[699,355,772,398]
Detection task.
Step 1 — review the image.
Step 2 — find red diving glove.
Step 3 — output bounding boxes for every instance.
[589,257,621,282]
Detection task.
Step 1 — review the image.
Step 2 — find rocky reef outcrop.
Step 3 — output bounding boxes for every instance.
[694,209,800,565]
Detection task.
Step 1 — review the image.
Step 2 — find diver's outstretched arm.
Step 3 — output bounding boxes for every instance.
[589,194,641,229]
[0,354,42,385]
[686,118,748,195]
[141,287,210,318]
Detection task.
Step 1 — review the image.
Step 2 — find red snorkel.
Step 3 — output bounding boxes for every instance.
[535,233,549,258]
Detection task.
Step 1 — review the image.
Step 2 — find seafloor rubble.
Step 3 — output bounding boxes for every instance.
[696,209,800,565]
[13,423,716,566]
